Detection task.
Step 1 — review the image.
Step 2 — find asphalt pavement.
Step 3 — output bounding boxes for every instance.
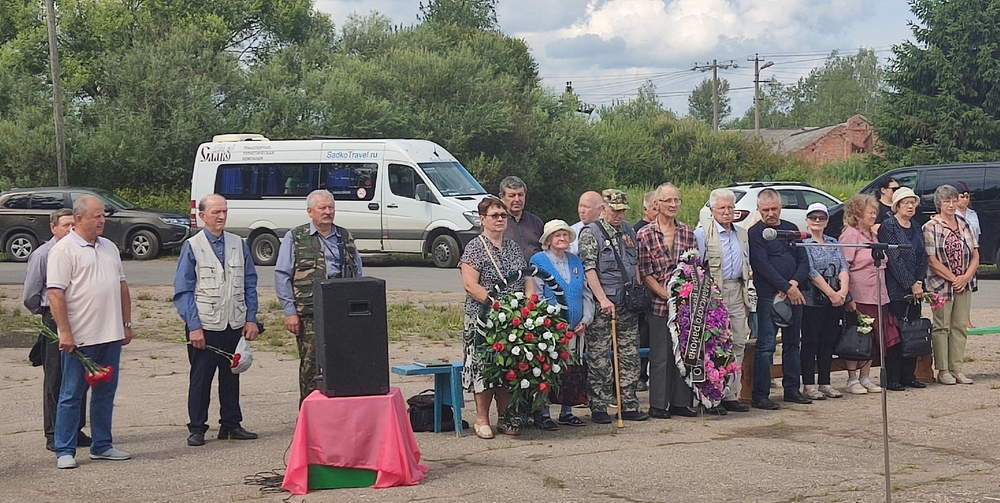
[0,257,464,292]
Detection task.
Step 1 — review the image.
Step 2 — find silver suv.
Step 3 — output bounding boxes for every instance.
[698,182,841,231]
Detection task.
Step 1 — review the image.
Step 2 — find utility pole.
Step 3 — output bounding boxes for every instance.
[692,59,737,131]
[749,53,774,136]
[45,0,68,186]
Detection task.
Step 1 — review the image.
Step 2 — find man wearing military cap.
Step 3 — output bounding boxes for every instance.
[576,189,649,424]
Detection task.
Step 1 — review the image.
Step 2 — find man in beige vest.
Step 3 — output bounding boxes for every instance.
[173,194,259,447]
[694,188,754,413]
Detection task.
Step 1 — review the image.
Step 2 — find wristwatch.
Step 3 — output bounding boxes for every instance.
[123,321,133,328]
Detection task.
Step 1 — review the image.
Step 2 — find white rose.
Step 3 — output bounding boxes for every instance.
[543,332,553,340]
[520,379,529,389]
[538,342,548,351]
[525,320,535,330]
[486,319,494,328]
[515,292,524,299]
[552,364,561,374]
[511,346,521,355]
[510,298,518,308]
[535,317,546,326]
[546,305,556,314]
[508,333,516,342]
[498,312,507,322]
[552,304,562,314]
[532,367,541,377]
[549,351,558,359]
[525,351,533,359]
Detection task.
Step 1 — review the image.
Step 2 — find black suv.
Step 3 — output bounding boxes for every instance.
[827,163,1000,264]
[0,187,190,262]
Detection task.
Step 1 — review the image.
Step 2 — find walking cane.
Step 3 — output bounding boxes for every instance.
[610,314,625,429]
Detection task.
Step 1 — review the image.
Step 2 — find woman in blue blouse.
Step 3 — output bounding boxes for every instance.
[800,203,850,399]
[530,219,594,428]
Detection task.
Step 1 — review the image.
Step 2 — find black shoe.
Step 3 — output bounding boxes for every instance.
[903,380,927,389]
[46,439,55,452]
[885,383,906,392]
[706,405,727,416]
[534,416,559,431]
[187,432,206,446]
[591,411,612,424]
[77,431,92,447]
[669,406,699,417]
[621,410,650,421]
[648,407,671,419]
[722,400,750,412]
[783,392,813,404]
[752,398,781,410]
[218,427,258,440]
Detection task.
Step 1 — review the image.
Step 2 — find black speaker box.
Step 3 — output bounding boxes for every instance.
[313,276,389,397]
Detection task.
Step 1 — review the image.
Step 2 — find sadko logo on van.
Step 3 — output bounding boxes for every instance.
[199,145,232,162]
[324,151,379,160]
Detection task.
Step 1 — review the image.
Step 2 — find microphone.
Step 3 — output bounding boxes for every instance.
[762,228,809,241]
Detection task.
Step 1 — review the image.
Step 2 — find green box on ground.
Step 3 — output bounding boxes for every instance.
[307,465,377,490]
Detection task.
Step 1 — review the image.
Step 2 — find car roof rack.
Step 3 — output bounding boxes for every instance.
[731,181,814,188]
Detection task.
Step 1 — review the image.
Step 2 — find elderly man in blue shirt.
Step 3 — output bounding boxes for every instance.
[173,194,259,447]
[274,189,363,402]
[22,208,91,452]
[695,188,754,414]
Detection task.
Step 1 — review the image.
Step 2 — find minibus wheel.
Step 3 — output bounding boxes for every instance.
[430,234,459,268]
[251,232,279,266]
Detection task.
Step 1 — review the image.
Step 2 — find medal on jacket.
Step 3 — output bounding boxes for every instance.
[623,235,634,248]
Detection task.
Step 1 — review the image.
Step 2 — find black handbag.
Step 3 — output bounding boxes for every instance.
[898,315,932,359]
[834,314,872,360]
[406,389,468,432]
[812,264,840,306]
[596,223,650,312]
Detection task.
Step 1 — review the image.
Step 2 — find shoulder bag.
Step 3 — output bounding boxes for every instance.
[834,312,872,361]
[897,304,933,359]
[596,223,651,312]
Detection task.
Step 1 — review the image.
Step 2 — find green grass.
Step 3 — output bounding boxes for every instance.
[387,303,463,341]
[0,305,33,332]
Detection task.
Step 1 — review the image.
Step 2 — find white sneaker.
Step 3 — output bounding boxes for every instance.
[57,454,77,469]
[846,380,868,394]
[803,386,826,400]
[819,384,843,398]
[859,376,882,393]
[90,447,131,461]
[937,371,957,385]
[953,373,974,384]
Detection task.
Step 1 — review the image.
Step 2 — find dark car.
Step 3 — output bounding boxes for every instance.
[0,187,190,262]
[827,163,1000,264]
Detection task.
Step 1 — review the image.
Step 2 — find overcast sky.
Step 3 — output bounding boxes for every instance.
[315,0,915,120]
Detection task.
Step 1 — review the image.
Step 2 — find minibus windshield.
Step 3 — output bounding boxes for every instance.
[418,162,488,197]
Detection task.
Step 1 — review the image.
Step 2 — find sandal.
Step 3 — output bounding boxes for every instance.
[557,414,585,427]
[473,423,494,439]
[535,416,559,431]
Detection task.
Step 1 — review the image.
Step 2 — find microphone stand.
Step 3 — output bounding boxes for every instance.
[784,238,908,503]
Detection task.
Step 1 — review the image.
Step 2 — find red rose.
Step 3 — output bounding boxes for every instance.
[559,351,570,361]
[536,353,546,362]
[524,333,535,342]
[542,363,551,372]
[518,362,530,372]
[505,370,517,381]
[559,337,569,345]
[538,382,549,392]
[527,302,536,311]
[565,330,574,339]
[530,294,539,303]
[512,317,522,327]
[492,301,501,311]
[556,322,568,331]
[520,307,531,318]
[492,342,505,352]
[543,317,552,326]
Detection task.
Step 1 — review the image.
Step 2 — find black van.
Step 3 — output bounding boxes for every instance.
[827,163,1000,264]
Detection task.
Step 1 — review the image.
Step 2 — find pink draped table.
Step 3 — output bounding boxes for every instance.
[282,387,429,495]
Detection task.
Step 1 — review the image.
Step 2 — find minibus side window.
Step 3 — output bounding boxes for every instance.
[388,164,419,199]
[320,162,377,201]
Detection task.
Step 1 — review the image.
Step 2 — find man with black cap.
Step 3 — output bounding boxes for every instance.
[747,189,811,410]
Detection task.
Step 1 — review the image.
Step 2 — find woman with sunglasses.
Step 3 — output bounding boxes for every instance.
[459,197,536,439]
[877,187,927,390]
[800,203,849,399]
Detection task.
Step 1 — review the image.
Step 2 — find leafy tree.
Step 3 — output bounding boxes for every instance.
[418,0,498,31]
[688,77,730,125]
[876,0,1000,164]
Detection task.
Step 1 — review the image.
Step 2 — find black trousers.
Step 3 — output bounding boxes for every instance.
[885,301,918,384]
[800,305,841,385]
[187,326,243,434]
[638,312,649,382]
[41,310,86,441]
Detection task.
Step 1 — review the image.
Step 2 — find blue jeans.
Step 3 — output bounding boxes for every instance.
[55,341,122,457]
[753,296,802,401]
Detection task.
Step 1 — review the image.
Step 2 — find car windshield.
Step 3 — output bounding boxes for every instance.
[97,191,138,210]
[417,162,488,197]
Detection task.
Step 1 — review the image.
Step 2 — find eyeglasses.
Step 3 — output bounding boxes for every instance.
[807,215,828,221]
[484,213,509,221]
[887,186,900,192]
[658,198,682,204]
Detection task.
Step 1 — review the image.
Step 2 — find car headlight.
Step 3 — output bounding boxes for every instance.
[463,211,481,227]
[160,217,189,226]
